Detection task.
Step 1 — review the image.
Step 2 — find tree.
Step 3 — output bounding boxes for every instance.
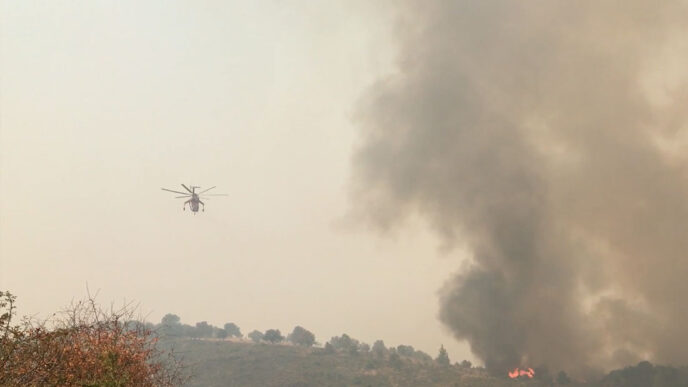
[248,330,264,343]
[601,361,657,387]
[195,321,213,338]
[413,350,433,363]
[216,328,228,339]
[263,329,284,343]
[223,322,242,338]
[397,344,415,357]
[436,345,450,366]
[161,313,181,326]
[460,359,472,368]
[159,313,183,337]
[389,352,403,369]
[329,334,359,355]
[0,291,186,386]
[288,326,315,347]
[372,340,388,358]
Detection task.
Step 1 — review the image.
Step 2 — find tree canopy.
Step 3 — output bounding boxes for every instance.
[329,334,360,355]
[248,330,264,343]
[0,291,185,386]
[263,329,284,343]
[436,345,450,366]
[161,313,181,326]
[223,322,241,338]
[288,326,315,347]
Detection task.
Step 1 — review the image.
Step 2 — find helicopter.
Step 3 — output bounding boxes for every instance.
[161,184,227,214]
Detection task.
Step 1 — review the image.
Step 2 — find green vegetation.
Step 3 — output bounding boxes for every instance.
[264,329,285,344]
[436,345,451,367]
[5,297,687,387]
[288,326,316,347]
[224,323,242,338]
[0,292,185,386]
[160,338,536,387]
[598,361,688,387]
[150,313,688,387]
[248,330,264,343]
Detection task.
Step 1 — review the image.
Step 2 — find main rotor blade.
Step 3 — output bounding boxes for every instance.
[162,188,190,195]
[181,184,194,193]
[199,186,216,194]
[175,195,191,198]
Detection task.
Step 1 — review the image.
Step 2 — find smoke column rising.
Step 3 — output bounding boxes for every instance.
[352,0,688,375]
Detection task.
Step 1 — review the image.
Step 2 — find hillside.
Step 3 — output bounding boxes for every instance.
[160,338,544,387]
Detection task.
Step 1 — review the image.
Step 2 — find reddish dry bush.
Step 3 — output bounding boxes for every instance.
[0,291,185,386]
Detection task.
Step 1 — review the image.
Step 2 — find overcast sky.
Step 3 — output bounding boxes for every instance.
[0,1,473,362]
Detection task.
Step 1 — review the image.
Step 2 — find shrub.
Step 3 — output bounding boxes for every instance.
[0,291,185,386]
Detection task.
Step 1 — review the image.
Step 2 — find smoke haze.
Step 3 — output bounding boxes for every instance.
[2,1,473,363]
[352,0,688,375]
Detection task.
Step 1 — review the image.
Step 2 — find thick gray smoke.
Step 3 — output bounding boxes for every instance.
[352,1,688,376]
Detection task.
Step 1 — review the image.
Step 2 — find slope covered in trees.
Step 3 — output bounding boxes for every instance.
[4,295,687,387]
[161,338,526,387]
[144,312,688,386]
[165,336,688,387]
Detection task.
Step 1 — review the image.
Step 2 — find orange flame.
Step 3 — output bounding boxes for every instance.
[508,367,535,379]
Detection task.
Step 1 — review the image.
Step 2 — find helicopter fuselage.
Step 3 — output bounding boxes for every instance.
[185,194,202,212]
[162,184,223,214]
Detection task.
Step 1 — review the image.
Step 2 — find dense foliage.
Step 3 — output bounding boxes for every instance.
[598,361,688,387]
[5,295,686,386]
[162,337,525,387]
[288,326,316,347]
[0,291,185,386]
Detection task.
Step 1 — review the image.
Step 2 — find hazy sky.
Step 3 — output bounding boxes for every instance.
[0,1,473,361]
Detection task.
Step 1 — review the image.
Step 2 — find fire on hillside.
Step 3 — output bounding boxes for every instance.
[508,367,535,379]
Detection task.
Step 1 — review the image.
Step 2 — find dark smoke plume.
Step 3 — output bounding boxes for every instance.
[352,0,688,376]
